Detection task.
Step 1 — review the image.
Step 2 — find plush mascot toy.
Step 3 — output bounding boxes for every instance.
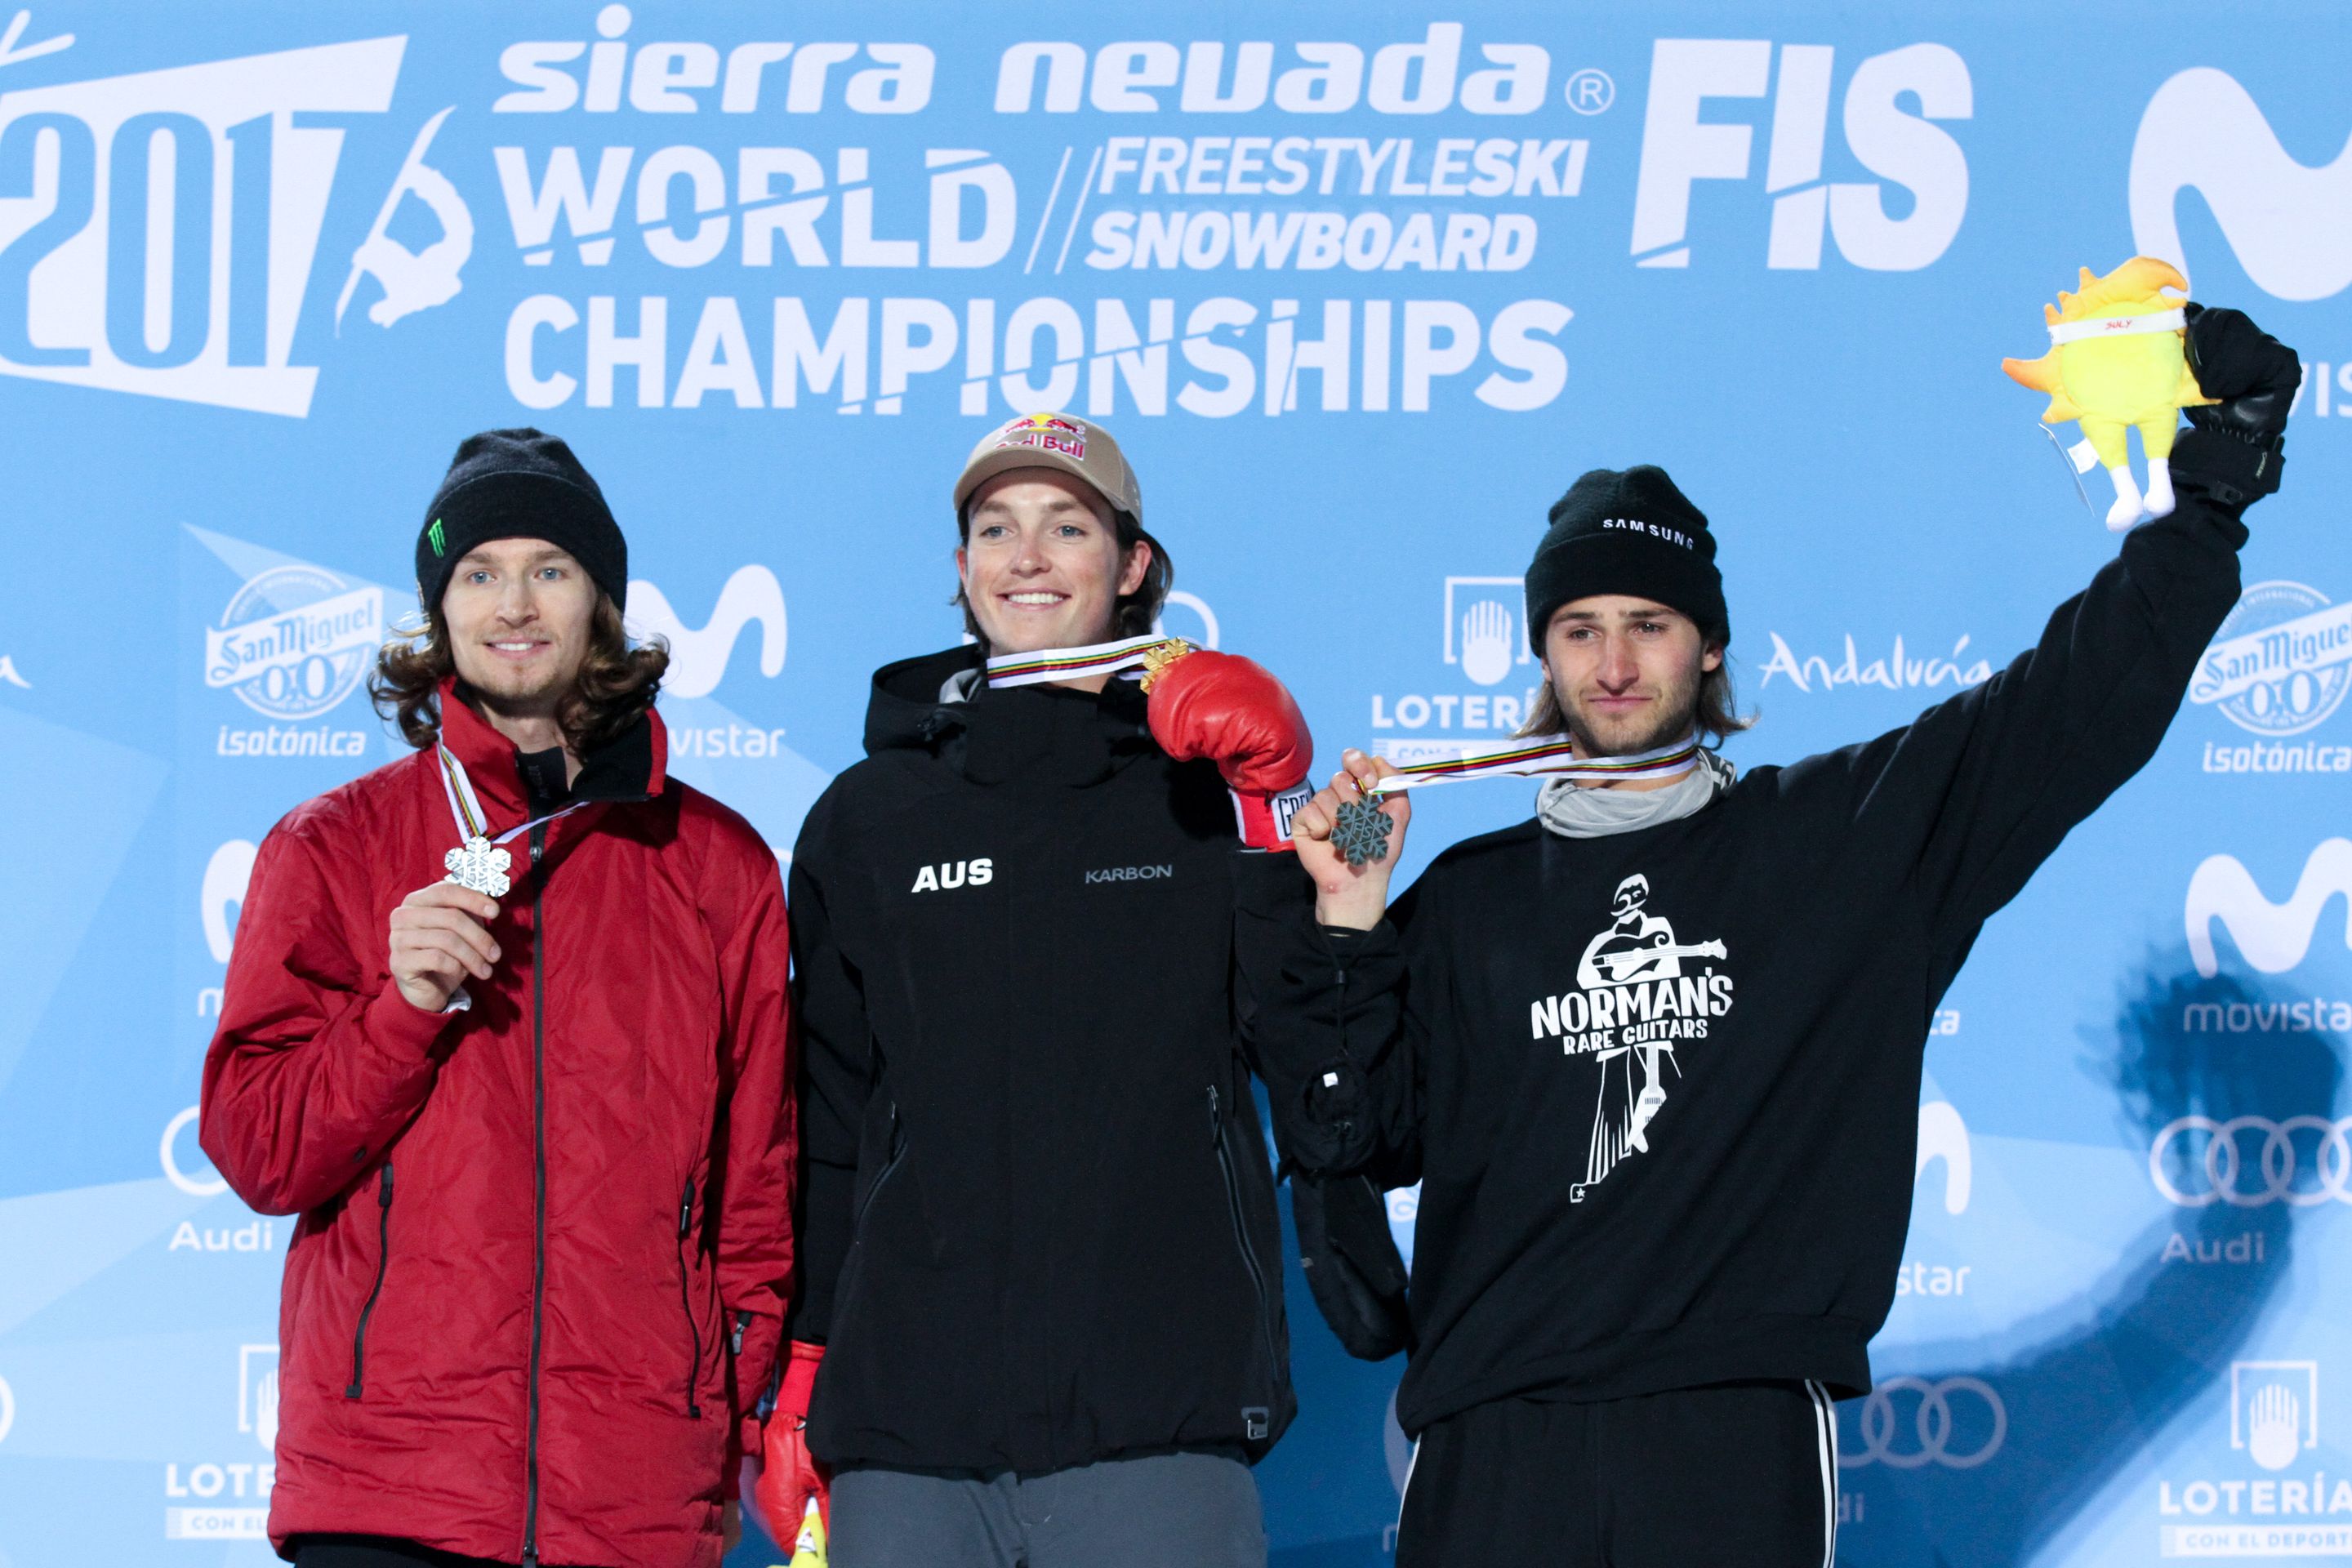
[2003,256,2216,529]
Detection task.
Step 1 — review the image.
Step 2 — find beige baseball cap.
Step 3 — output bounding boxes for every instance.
[953,412,1143,525]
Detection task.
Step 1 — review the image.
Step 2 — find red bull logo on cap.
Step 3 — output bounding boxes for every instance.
[994,412,1087,459]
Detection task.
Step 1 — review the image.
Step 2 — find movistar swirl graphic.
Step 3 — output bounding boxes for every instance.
[2130,68,2352,301]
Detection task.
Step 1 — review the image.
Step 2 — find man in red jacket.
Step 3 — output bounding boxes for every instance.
[203,429,795,1568]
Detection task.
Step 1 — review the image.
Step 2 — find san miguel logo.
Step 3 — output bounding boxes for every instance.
[1526,874,1735,1200]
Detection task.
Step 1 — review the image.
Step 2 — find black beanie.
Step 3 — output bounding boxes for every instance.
[416,429,628,612]
[1523,466,1727,652]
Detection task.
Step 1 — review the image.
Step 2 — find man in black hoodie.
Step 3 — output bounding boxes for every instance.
[1251,305,2301,1566]
[771,412,1318,1567]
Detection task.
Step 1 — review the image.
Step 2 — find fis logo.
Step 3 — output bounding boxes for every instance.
[1629,38,1971,271]
[0,33,464,415]
[2186,839,2352,978]
[626,565,786,700]
[2132,69,2352,302]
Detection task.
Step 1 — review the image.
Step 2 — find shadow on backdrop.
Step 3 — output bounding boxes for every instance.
[1837,950,2343,1566]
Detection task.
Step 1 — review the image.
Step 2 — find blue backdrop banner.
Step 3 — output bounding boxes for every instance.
[2,2,2348,1563]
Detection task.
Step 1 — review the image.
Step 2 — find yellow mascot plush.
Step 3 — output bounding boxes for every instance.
[2002,256,2216,530]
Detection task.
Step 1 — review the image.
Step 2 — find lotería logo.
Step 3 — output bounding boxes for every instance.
[163,1343,277,1539]
[238,1343,278,1453]
[2131,69,2352,302]
[1629,38,1971,271]
[207,563,383,723]
[0,34,425,415]
[1443,576,1535,689]
[2185,839,2352,978]
[1370,574,1545,751]
[1839,1375,2007,1469]
[2234,1362,2320,1472]
[2193,581,2352,739]
[2151,1116,2352,1209]
[626,565,786,700]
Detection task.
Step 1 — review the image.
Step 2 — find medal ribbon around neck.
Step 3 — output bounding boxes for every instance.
[435,743,588,897]
[984,633,1190,688]
[1367,732,1702,794]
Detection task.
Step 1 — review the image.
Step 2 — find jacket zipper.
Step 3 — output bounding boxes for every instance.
[853,1111,906,1237]
[344,1160,394,1398]
[523,824,548,1568]
[1207,1085,1281,1402]
[677,1177,703,1419]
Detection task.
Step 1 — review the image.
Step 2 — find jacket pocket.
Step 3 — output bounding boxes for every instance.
[345,1161,394,1399]
[1207,1085,1279,1441]
[677,1177,704,1419]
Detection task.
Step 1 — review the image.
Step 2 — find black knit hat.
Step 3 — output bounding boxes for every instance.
[416,429,628,612]
[1523,466,1727,652]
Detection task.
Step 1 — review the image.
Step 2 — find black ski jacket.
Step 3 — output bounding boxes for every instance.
[786,647,1299,1472]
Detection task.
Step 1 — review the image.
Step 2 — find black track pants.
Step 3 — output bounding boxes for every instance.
[1396,1379,1842,1568]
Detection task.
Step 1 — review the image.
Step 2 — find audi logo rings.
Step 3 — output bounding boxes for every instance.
[1838,1377,2007,1469]
[2149,1116,2352,1208]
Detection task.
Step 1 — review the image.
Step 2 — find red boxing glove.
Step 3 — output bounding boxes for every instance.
[1145,648,1314,850]
[749,1341,829,1548]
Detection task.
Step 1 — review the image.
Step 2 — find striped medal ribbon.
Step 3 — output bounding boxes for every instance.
[984,633,1191,688]
[1368,732,1702,794]
[434,743,586,898]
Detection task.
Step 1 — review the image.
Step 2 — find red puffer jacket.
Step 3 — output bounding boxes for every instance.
[202,687,793,1568]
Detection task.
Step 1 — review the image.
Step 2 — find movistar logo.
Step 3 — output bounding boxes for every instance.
[427,519,447,557]
[2130,68,2352,301]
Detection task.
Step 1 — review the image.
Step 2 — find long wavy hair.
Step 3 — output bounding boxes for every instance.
[369,594,668,755]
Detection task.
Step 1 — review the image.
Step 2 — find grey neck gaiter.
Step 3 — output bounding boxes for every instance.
[1535,748,1735,839]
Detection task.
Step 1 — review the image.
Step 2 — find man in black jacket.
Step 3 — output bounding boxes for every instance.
[1256,305,2301,1566]
[774,412,1318,1567]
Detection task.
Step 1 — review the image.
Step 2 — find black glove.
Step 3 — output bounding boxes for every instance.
[1288,1165,1413,1362]
[2178,303,2301,504]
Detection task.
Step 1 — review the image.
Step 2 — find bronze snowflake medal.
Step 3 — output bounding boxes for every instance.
[1332,795,1393,868]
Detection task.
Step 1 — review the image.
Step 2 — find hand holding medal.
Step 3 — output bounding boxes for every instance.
[1290,750,1412,932]
[388,881,502,1013]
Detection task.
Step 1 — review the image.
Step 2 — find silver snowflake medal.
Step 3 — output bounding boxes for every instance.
[1331,795,1394,869]
[443,835,513,898]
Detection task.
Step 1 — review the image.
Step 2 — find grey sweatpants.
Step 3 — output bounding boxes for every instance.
[827,1448,1267,1568]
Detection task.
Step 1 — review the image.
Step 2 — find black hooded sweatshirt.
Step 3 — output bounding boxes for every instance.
[1241,474,2252,1438]
[786,648,1300,1472]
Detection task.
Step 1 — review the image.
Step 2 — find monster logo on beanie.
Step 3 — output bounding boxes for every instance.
[416,428,630,612]
[1522,465,1728,653]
